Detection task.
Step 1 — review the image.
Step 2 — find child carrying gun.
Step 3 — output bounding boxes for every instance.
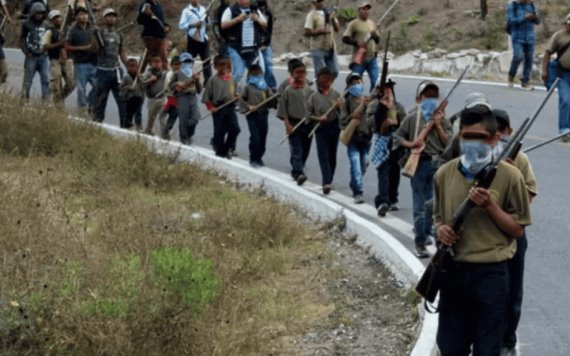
[202,55,240,158]
[142,55,166,135]
[169,52,202,145]
[239,63,276,167]
[159,55,181,140]
[307,67,343,194]
[119,58,145,129]
[276,60,314,186]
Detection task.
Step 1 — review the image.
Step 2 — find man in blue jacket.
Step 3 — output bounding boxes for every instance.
[507,0,540,90]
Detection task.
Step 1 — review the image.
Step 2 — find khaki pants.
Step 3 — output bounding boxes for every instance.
[0,59,7,84]
[50,59,75,104]
[145,97,166,134]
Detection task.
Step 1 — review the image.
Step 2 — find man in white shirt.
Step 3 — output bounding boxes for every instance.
[179,0,211,82]
[221,0,267,84]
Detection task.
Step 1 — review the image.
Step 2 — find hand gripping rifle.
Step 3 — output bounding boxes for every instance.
[415,79,559,306]
[376,31,391,98]
[191,0,216,42]
[402,66,470,178]
[85,0,104,48]
[245,92,281,115]
[308,89,348,138]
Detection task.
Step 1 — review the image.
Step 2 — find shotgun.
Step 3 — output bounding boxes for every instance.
[523,131,567,154]
[402,66,470,178]
[415,82,558,305]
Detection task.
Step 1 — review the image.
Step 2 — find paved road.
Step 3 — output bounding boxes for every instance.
[3,48,570,355]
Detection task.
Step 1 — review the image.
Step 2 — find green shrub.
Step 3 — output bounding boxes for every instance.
[337,7,357,23]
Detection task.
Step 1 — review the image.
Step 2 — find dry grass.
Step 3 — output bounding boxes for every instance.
[0,94,338,355]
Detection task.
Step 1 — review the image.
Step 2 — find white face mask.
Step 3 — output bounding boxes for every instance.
[460,140,493,175]
[492,135,510,158]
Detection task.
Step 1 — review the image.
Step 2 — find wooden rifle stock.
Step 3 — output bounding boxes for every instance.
[340,96,370,146]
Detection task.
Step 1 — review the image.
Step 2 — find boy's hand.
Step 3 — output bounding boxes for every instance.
[285,119,293,135]
[175,82,186,92]
[437,224,458,246]
[149,75,158,82]
[469,187,492,208]
[192,72,201,80]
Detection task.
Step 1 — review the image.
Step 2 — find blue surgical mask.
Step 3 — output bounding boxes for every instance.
[348,83,364,97]
[492,135,510,158]
[247,74,268,90]
[420,98,438,121]
[181,63,193,78]
[460,140,493,175]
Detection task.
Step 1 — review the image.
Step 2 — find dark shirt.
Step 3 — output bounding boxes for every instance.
[20,18,47,57]
[97,27,122,69]
[66,23,96,64]
[137,0,168,39]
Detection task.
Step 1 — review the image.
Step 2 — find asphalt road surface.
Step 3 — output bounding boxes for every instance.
[3,48,570,355]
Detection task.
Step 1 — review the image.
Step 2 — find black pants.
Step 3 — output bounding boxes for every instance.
[124,97,143,128]
[288,120,313,178]
[212,105,240,157]
[503,233,528,349]
[374,140,403,208]
[437,261,509,356]
[246,110,269,163]
[186,37,212,83]
[315,122,340,185]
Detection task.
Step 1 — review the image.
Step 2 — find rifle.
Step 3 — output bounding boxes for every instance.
[415,80,559,305]
[308,89,348,138]
[375,31,391,98]
[339,96,372,146]
[130,49,148,90]
[279,117,308,145]
[199,97,240,121]
[402,66,470,178]
[377,0,403,25]
[245,92,281,115]
[117,21,136,33]
[85,0,104,48]
[523,131,567,154]
[191,0,215,42]
[60,3,72,34]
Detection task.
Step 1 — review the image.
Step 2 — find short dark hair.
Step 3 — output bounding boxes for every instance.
[214,54,231,67]
[248,64,263,75]
[316,67,334,79]
[493,109,511,132]
[127,58,138,66]
[287,58,304,73]
[459,106,497,136]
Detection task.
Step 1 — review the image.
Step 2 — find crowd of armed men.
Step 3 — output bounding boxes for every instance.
[1,0,570,355]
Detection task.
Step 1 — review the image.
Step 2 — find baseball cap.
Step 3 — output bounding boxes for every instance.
[565,13,570,24]
[180,52,194,63]
[30,2,46,14]
[103,8,117,17]
[464,92,491,110]
[48,10,61,20]
[416,80,439,97]
[346,72,362,85]
[75,6,88,15]
[358,1,372,9]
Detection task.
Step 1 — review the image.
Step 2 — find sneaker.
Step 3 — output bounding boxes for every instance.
[389,203,400,211]
[500,346,517,356]
[230,149,239,157]
[562,133,570,143]
[323,184,332,195]
[377,203,389,217]
[415,244,430,258]
[521,83,534,91]
[354,194,365,204]
[296,174,307,186]
[507,76,515,88]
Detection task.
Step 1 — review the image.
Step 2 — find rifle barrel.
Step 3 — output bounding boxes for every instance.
[378,0,403,23]
[523,132,568,154]
[441,65,470,104]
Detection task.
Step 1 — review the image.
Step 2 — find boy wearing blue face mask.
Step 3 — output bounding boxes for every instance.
[239,63,275,167]
[395,80,453,258]
[433,106,531,356]
[340,72,373,204]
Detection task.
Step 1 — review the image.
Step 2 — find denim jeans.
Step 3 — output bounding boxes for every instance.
[509,41,535,84]
[347,140,370,196]
[350,57,380,92]
[311,49,339,79]
[227,46,259,85]
[92,68,125,123]
[212,104,241,156]
[315,123,340,186]
[261,46,277,90]
[21,54,50,100]
[288,121,313,178]
[411,159,437,245]
[557,70,570,134]
[503,233,528,349]
[246,110,269,163]
[74,62,97,109]
[177,94,200,144]
[438,261,509,356]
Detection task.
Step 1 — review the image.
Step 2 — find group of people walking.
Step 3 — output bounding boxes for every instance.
[1,1,570,356]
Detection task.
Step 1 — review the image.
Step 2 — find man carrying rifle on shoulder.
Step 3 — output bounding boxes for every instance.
[433,105,531,356]
[304,0,340,81]
[394,81,452,258]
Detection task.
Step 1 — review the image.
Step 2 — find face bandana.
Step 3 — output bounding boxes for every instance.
[492,135,510,158]
[247,75,268,90]
[420,98,438,121]
[460,140,493,175]
[181,63,193,78]
[348,83,364,97]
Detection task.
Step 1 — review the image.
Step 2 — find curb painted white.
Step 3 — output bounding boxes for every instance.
[78,118,435,355]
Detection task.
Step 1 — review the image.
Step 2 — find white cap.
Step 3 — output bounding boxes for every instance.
[103,8,118,17]
[48,10,61,20]
[464,92,491,110]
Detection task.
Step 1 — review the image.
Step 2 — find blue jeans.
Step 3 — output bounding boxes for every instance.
[347,140,370,196]
[438,261,509,356]
[227,46,259,85]
[315,123,340,185]
[350,57,380,92]
[74,62,97,108]
[261,46,277,90]
[557,70,570,134]
[503,233,528,349]
[311,49,339,79]
[509,41,535,84]
[92,68,125,123]
[246,110,269,163]
[411,159,437,245]
[21,54,50,100]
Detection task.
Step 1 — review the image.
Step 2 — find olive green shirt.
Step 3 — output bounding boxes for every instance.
[201,75,236,105]
[277,85,313,122]
[342,18,379,63]
[546,29,570,70]
[340,95,374,144]
[306,89,341,124]
[239,84,274,113]
[434,159,532,263]
[304,10,336,51]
